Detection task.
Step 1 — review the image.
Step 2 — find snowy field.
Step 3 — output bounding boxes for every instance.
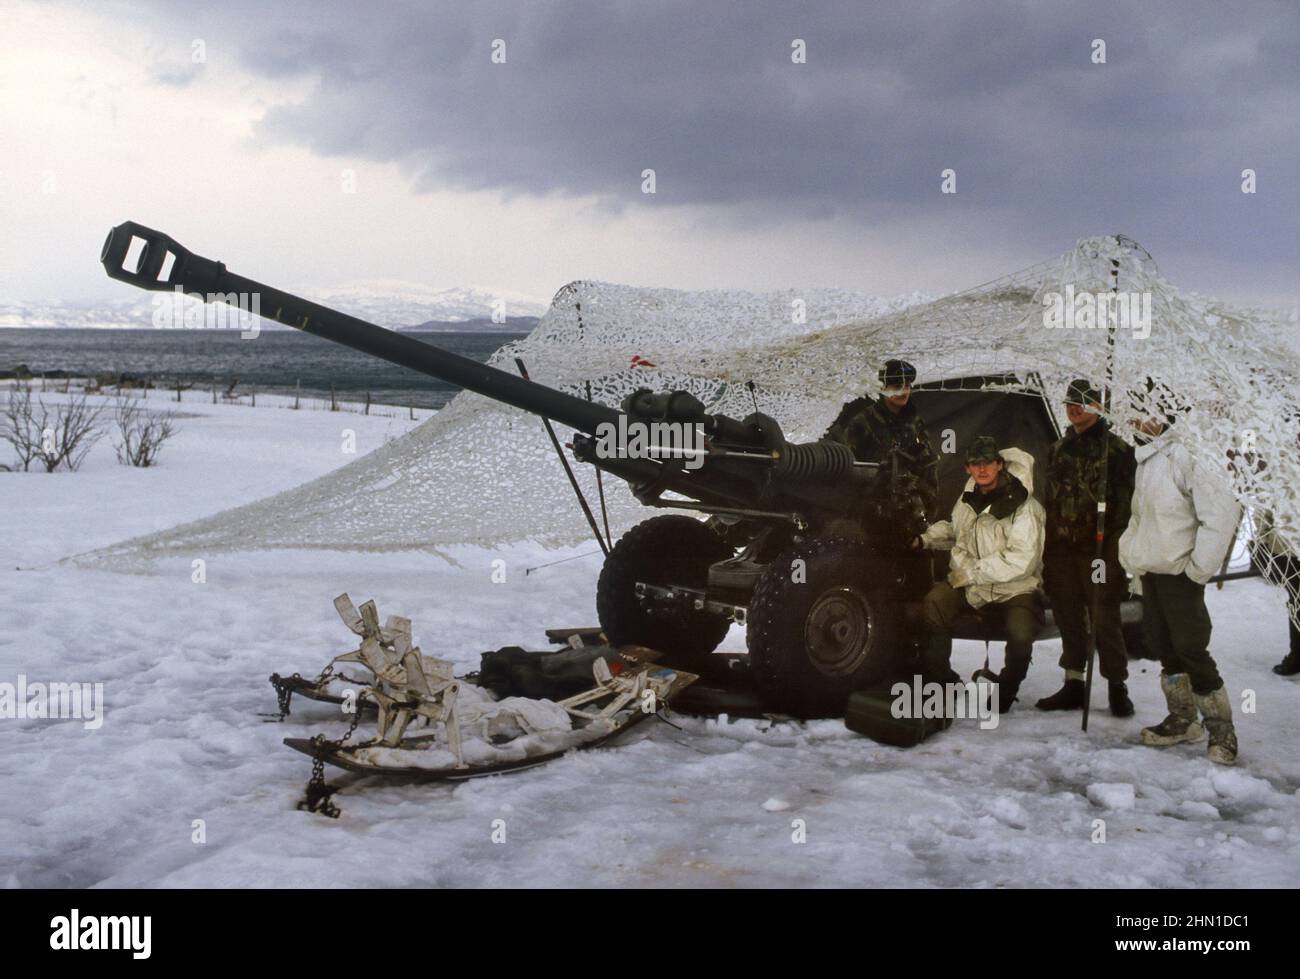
[2,392,1299,889]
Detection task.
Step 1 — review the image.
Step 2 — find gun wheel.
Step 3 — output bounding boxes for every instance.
[804,588,874,676]
[597,515,734,671]
[748,537,901,718]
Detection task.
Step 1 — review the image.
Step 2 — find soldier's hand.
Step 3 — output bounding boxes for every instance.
[909,535,924,550]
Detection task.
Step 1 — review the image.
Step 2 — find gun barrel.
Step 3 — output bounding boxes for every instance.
[100,221,620,436]
[99,221,876,522]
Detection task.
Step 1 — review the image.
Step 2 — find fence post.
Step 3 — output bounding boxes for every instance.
[330,382,337,412]
[365,391,371,415]
[294,379,300,410]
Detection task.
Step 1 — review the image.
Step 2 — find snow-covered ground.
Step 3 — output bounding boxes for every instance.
[2,393,1299,888]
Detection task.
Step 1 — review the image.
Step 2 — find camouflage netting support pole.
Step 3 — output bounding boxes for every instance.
[1082,252,1121,732]
[515,357,610,556]
[575,296,613,550]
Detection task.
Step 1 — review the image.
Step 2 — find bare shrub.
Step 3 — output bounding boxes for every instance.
[41,393,106,471]
[113,394,178,467]
[1,386,39,471]
[2,387,106,472]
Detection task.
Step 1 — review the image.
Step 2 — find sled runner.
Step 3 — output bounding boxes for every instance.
[284,736,616,778]
[269,671,382,717]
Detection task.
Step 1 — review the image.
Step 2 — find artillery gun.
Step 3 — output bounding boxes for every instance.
[101,221,932,716]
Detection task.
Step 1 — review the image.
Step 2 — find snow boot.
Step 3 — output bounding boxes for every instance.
[971,671,1016,715]
[1272,625,1300,676]
[993,656,1030,714]
[994,677,1020,713]
[1140,673,1204,746]
[1268,618,1300,670]
[1108,681,1135,718]
[1035,678,1085,711]
[1194,685,1238,766]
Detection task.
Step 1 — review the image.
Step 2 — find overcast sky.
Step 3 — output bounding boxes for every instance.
[1,0,1295,308]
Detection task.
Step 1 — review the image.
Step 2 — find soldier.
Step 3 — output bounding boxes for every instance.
[1255,509,1300,676]
[823,358,939,519]
[1119,394,1241,765]
[1236,426,1300,677]
[1036,379,1137,716]
[913,436,1046,711]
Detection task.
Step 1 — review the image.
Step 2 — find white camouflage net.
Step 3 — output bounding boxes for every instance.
[78,236,1300,631]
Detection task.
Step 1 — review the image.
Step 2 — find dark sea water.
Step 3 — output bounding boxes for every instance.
[0,328,527,409]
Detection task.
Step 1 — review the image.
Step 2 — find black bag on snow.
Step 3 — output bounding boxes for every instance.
[844,678,953,747]
[477,645,625,701]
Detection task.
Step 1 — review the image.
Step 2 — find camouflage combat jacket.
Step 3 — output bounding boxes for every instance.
[823,396,939,518]
[1044,419,1136,555]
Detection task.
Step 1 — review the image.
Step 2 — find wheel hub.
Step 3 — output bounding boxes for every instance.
[803,587,873,677]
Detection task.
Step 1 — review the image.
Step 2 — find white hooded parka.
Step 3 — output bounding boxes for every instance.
[920,447,1046,608]
[1118,428,1240,587]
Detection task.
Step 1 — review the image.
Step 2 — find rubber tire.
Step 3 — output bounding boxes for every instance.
[596,515,734,670]
[747,537,901,718]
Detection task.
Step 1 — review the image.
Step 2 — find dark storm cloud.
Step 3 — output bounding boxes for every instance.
[146,0,1298,265]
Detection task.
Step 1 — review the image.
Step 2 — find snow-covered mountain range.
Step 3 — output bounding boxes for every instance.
[0,280,551,331]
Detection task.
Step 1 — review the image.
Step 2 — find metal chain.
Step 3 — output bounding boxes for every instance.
[297,696,367,819]
[265,673,302,722]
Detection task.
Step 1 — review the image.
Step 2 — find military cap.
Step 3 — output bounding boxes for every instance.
[1064,378,1102,406]
[878,359,917,388]
[965,435,1002,464]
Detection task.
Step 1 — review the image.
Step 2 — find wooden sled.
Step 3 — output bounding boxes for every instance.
[288,661,696,782]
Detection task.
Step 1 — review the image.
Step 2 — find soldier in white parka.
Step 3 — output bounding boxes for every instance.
[1119,398,1241,765]
[915,436,1046,712]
